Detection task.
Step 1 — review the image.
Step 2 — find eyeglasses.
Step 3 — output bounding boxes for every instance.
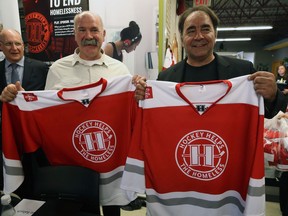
[0,41,23,47]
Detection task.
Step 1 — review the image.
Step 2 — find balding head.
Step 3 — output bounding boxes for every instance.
[0,28,24,63]
[0,29,23,43]
[74,11,103,30]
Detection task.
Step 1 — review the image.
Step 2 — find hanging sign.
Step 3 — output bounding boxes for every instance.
[193,0,211,6]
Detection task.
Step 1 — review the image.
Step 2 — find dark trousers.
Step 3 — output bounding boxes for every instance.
[102,205,120,216]
[280,172,288,216]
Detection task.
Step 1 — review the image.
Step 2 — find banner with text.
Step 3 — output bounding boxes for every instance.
[22,0,89,62]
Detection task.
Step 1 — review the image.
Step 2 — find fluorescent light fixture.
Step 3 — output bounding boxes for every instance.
[216,38,251,42]
[218,26,273,31]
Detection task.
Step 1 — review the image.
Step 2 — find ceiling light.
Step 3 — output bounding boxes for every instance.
[218,26,273,31]
[216,38,251,42]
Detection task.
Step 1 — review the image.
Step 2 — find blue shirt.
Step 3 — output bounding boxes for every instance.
[5,57,25,84]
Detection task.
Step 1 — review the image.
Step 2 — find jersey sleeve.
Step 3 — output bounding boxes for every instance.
[2,101,42,194]
[121,107,146,195]
[2,102,24,194]
[244,112,265,215]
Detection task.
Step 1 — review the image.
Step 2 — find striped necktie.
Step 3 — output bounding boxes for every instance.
[10,63,19,83]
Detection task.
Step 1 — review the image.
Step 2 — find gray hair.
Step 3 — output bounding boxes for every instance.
[74,11,104,30]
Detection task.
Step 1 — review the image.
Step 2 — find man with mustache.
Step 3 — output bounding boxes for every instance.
[44,11,131,90]
[135,6,287,118]
[42,11,138,216]
[0,11,138,216]
[41,11,145,216]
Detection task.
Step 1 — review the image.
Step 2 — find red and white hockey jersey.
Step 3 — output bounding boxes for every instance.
[121,75,265,216]
[2,74,138,206]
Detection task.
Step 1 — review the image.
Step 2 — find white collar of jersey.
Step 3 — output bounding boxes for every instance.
[58,78,107,106]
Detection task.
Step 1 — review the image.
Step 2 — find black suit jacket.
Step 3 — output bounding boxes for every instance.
[158,53,287,118]
[0,57,49,92]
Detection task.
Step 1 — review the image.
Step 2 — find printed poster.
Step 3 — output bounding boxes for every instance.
[22,0,89,62]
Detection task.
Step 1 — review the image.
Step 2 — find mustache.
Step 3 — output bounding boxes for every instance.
[81,39,98,46]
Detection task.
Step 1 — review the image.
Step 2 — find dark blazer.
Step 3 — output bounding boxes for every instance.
[0,57,49,93]
[158,53,287,118]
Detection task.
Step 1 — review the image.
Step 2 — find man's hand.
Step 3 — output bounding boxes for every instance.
[132,75,147,102]
[248,71,277,102]
[0,81,24,102]
[282,89,288,95]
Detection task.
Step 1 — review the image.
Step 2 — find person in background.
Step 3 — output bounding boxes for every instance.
[0,29,49,99]
[276,64,288,96]
[0,11,143,216]
[105,20,144,212]
[0,28,49,134]
[0,28,49,194]
[134,5,287,119]
[104,21,142,62]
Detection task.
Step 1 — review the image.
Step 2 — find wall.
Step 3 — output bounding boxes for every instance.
[0,0,21,33]
[271,47,288,62]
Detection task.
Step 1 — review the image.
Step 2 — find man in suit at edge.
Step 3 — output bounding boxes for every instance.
[0,28,49,194]
[134,6,287,119]
[0,29,49,96]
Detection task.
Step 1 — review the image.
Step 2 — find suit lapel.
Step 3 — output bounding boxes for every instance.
[215,54,233,80]
[172,60,186,82]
